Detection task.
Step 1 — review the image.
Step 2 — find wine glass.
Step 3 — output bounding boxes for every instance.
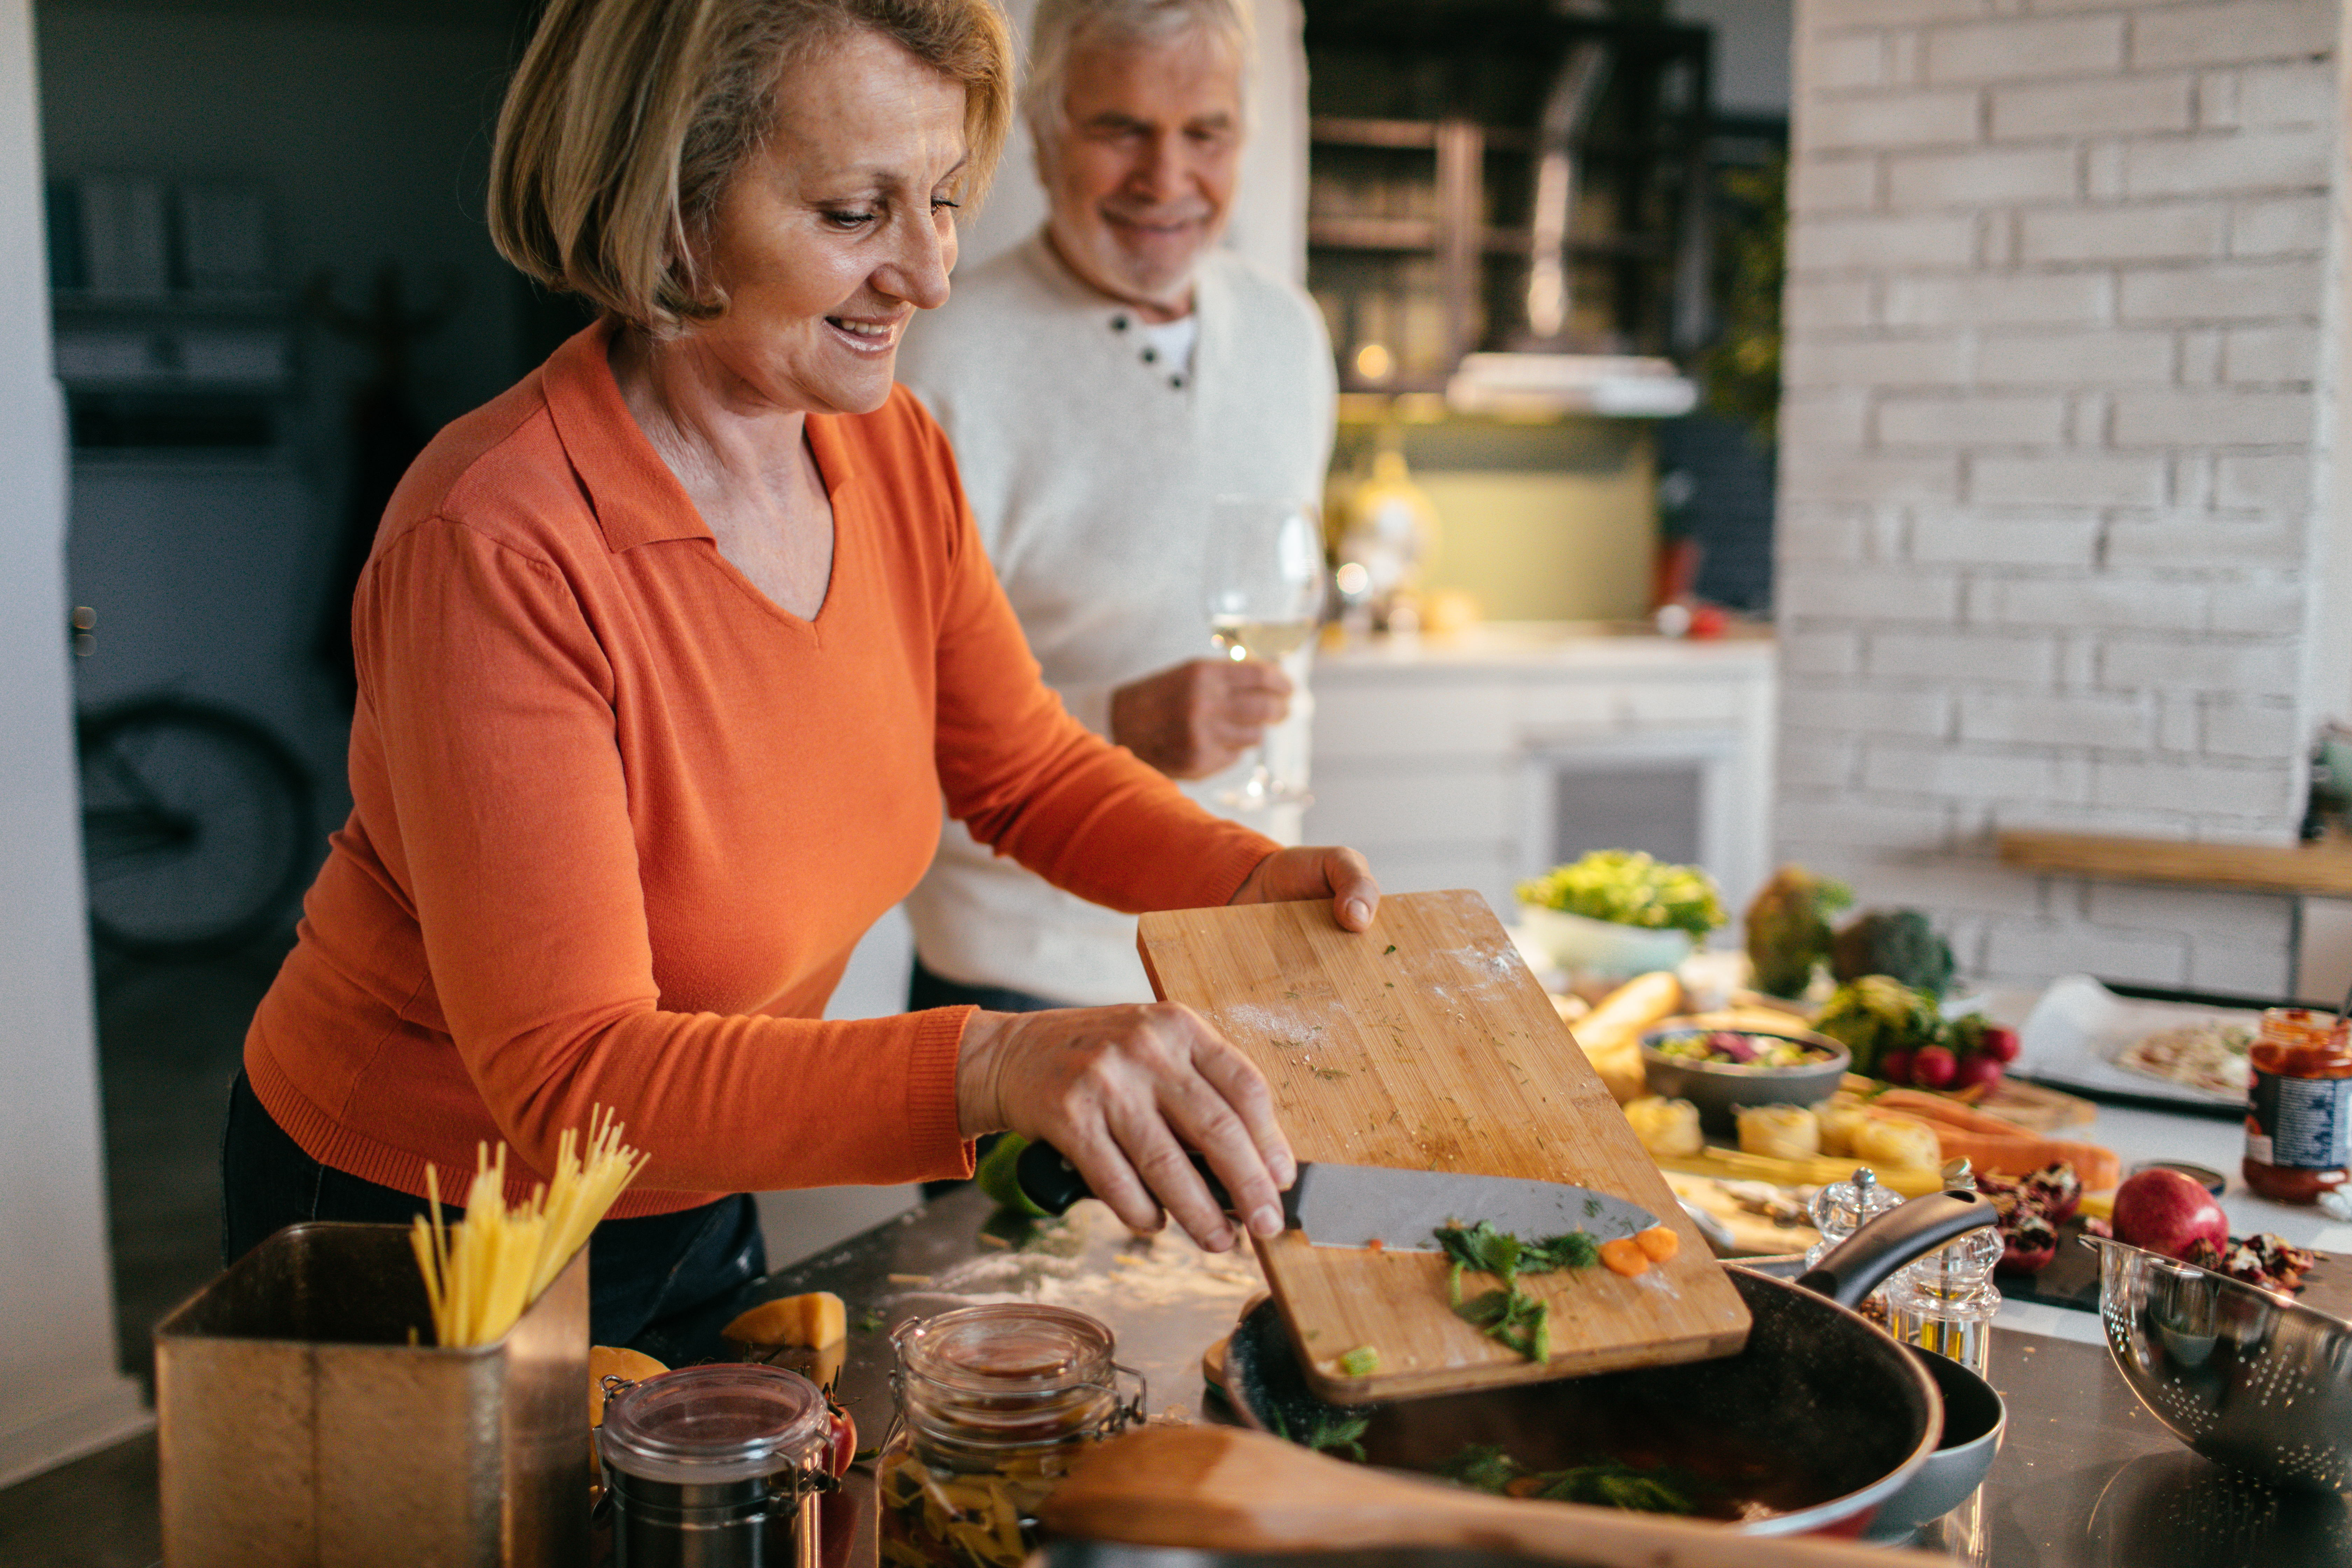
[1203,496,1326,810]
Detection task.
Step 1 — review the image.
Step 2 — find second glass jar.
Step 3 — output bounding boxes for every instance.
[876,1303,1142,1568]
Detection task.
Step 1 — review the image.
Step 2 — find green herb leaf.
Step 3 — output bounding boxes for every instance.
[1303,1414,1370,1463]
[1337,1344,1379,1377]
[1454,1287,1516,1330]
[1526,1231,1600,1271]
[1438,1443,1521,1494]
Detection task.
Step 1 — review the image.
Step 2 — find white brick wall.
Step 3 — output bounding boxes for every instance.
[1777,0,2339,993]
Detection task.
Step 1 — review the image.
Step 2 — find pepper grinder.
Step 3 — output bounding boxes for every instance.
[1806,1167,1904,1294]
[1884,1158,2003,1376]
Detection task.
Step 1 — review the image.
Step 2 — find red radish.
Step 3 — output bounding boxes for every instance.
[1911,1045,1958,1088]
[1879,1048,1915,1084]
[1951,1054,2005,1092]
[1980,1024,2022,1063]
[2112,1167,2231,1261]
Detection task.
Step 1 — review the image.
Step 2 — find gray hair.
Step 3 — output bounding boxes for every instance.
[1024,0,1255,157]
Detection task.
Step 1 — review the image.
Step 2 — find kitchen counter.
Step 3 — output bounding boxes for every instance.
[668,1096,2352,1568]
[1317,621,1776,673]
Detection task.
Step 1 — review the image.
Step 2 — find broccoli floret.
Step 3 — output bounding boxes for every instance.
[1741,865,1853,999]
[1830,910,1955,998]
[1815,975,1945,1077]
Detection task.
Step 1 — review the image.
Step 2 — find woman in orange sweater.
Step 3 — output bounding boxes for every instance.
[224,0,1377,1346]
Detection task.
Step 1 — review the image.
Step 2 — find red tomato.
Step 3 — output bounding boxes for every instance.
[823,1404,856,1477]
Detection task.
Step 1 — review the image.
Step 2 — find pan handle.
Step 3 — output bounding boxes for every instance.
[1794,1189,1997,1309]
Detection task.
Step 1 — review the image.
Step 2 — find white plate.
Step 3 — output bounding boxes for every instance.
[2015,974,2256,1110]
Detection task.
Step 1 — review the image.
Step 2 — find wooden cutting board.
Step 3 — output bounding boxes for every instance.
[1138,889,1751,1402]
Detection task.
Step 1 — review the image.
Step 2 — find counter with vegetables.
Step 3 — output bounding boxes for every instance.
[642,838,2351,1567]
[685,1135,2351,1568]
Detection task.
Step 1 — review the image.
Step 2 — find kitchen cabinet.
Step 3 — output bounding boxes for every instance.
[1302,0,1715,393]
[1303,624,1775,924]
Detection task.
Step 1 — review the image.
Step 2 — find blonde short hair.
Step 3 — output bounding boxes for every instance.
[1024,0,1253,158]
[491,0,1014,334]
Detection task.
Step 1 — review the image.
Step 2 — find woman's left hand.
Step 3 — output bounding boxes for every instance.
[1229,846,1380,932]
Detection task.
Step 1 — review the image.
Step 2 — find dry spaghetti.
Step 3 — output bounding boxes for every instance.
[410,1106,649,1347]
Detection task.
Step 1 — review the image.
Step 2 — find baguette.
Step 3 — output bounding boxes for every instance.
[1570,971,1685,1053]
[1565,971,1685,1104]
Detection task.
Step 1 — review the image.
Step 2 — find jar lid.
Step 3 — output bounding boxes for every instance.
[893,1303,1115,1397]
[598,1364,828,1485]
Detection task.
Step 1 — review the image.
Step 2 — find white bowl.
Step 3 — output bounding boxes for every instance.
[1516,904,1693,980]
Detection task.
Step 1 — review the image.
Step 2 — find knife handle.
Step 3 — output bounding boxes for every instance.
[1013,1139,1234,1217]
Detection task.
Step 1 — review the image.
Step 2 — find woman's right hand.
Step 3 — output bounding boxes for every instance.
[955,1002,1295,1253]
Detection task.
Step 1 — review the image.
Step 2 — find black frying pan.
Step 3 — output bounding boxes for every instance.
[1217,1190,1999,1539]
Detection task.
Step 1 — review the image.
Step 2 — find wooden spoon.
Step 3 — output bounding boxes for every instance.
[1043,1424,1911,1567]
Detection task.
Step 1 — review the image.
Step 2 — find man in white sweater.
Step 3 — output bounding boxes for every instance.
[899,0,1337,1012]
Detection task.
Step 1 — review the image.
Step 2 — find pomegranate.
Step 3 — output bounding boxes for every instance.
[2023,1161,2082,1223]
[1997,1211,2058,1274]
[2112,1167,2230,1261]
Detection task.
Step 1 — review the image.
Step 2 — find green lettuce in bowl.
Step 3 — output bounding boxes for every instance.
[1517,850,1726,938]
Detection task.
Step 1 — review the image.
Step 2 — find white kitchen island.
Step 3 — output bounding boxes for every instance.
[1301,622,1779,922]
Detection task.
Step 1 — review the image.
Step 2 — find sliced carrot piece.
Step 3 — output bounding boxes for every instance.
[1600,1237,1650,1276]
[1633,1225,1680,1262]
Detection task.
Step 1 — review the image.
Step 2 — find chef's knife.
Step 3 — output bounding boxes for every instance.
[1013,1140,1658,1251]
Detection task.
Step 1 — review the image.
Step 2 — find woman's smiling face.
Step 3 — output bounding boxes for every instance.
[689,28,969,416]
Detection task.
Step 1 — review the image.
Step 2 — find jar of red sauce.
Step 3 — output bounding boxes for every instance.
[2242,1007,2352,1203]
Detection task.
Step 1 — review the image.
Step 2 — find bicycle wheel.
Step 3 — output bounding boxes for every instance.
[77,698,315,960]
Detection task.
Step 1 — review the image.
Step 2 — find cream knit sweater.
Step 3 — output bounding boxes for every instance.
[898,232,1337,1004]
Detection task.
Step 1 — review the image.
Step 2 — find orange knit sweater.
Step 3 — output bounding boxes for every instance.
[244,322,1279,1218]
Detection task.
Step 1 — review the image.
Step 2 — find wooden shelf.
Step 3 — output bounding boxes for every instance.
[1998,829,2352,898]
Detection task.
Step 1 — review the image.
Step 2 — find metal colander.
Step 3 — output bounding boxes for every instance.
[2088,1234,2352,1492]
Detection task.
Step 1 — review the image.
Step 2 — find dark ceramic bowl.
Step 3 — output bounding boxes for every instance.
[1639,1025,1851,1136]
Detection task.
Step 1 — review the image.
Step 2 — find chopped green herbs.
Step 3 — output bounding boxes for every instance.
[1456,1287,1551,1362]
[1337,1344,1379,1377]
[854,1309,886,1334]
[1440,1444,1702,1514]
[1439,1443,1522,1495]
[1301,1413,1371,1462]
[1433,1220,1602,1363]
[1312,1066,1351,1080]
[1384,944,1398,954]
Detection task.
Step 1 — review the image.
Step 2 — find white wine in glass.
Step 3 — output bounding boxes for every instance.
[1203,497,1326,809]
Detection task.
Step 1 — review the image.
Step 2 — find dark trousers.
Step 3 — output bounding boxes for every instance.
[906,959,1069,1197]
[220,1071,764,1351]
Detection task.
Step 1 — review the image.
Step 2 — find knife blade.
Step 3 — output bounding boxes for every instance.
[1013,1140,1658,1252]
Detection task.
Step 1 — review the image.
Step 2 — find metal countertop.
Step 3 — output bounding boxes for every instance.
[654,1186,2352,1568]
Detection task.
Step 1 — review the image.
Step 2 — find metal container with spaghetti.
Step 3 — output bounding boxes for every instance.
[876,1304,1143,1568]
